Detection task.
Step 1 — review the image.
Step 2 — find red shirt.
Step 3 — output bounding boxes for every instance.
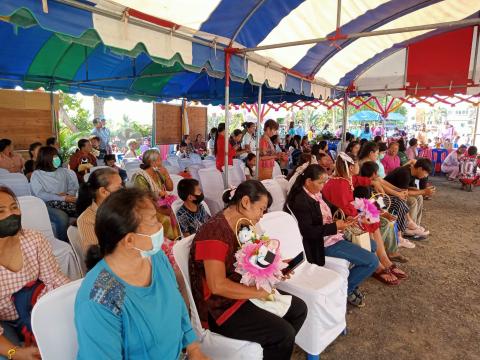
[322,176,371,217]
[215,134,235,171]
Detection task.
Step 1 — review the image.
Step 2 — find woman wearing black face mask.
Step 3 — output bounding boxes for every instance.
[0,186,69,359]
[176,179,210,237]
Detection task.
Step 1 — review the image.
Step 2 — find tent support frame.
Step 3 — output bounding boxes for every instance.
[237,18,480,53]
[474,106,480,147]
[255,86,262,179]
[341,92,348,148]
[224,51,231,188]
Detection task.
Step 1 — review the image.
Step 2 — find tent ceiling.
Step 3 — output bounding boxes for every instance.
[0,0,479,101]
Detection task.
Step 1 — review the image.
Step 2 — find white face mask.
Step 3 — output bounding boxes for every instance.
[133,228,164,258]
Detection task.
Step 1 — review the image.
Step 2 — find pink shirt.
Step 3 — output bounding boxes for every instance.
[406,146,417,160]
[381,154,400,174]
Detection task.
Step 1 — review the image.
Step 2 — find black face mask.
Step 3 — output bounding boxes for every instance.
[0,214,21,238]
[192,193,205,205]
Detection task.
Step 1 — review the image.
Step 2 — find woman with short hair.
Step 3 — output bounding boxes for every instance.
[0,139,24,173]
[75,188,207,360]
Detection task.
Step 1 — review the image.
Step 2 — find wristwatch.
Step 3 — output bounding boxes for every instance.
[7,347,17,359]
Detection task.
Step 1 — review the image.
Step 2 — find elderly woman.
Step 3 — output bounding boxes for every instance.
[441,145,467,181]
[0,139,24,173]
[124,139,138,159]
[189,180,307,360]
[0,186,69,360]
[381,142,401,175]
[75,188,208,359]
[132,149,179,240]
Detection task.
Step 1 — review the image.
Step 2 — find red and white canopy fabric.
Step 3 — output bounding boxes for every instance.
[1,0,480,100]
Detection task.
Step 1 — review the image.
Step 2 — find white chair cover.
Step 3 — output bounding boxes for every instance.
[187,164,203,181]
[173,236,262,359]
[178,158,192,170]
[32,279,83,360]
[258,212,347,355]
[189,153,202,164]
[18,196,82,280]
[0,168,9,174]
[274,176,289,197]
[67,226,87,276]
[272,161,282,178]
[261,179,286,212]
[164,164,181,175]
[0,173,31,196]
[198,168,225,216]
[169,174,184,197]
[202,159,216,168]
[167,155,181,168]
[222,165,245,187]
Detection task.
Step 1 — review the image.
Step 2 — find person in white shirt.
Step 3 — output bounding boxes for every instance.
[244,153,256,180]
[241,122,257,155]
[176,142,188,159]
[441,145,467,180]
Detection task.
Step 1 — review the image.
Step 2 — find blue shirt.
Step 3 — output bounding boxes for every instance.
[75,251,196,360]
[359,131,372,140]
[91,128,110,150]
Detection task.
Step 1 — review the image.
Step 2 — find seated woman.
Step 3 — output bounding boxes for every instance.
[442,145,467,181]
[285,164,378,307]
[68,139,97,184]
[322,153,407,285]
[345,141,360,158]
[0,186,69,359]
[75,188,207,359]
[189,181,307,360]
[381,142,401,175]
[0,139,24,173]
[76,168,123,255]
[243,153,256,180]
[30,146,79,242]
[132,149,180,241]
[23,142,42,181]
[124,138,138,159]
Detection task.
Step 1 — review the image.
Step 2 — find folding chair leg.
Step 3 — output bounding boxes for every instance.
[307,353,320,360]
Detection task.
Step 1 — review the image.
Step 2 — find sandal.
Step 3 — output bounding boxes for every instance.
[389,264,408,279]
[347,292,365,308]
[373,268,400,286]
[389,254,409,263]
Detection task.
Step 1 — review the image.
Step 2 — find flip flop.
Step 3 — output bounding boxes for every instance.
[373,268,400,286]
[389,254,409,263]
[389,264,408,279]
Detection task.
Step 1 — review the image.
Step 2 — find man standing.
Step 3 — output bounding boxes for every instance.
[91,117,111,159]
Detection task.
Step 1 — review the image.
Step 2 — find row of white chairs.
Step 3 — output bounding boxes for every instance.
[30,211,349,359]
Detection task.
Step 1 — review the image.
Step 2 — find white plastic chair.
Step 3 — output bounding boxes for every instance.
[169,174,184,197]
[261,179,286,212]
[189,153,202,164]
[272,161,282,178]
[164,164,181,175]
[274,176,289,197]
[67,226,87,276]
[187,164,203,181]
[32,279,83,360]
[18,196,82,280]
[178,158,192,171]
[173,236,263,359]
[0,168,9,174]
[0,173,31,196]
[202,159,216,168]
[223,165,245,187]
[258,212,347,357]
[167,155,181,169]
[198,168,225,216]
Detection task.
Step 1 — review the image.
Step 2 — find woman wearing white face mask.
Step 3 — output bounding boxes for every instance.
[76,188,208,360]
[30,146,79,242]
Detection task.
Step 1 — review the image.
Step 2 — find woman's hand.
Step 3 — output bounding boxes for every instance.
[186,343,210,360]
[395,190,408,200]
[65,195,77,203]
[336,218,356,231]
[14,347,41,360]
[157,166,169,177]
[381,212,397,222]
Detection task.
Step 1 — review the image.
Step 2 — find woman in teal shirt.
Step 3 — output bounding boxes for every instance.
[75,188,208,360]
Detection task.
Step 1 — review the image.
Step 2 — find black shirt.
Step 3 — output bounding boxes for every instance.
[384,165,417,189]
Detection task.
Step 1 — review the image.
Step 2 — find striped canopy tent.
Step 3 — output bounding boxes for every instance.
[1,0,480,102]
[349,110,405,122]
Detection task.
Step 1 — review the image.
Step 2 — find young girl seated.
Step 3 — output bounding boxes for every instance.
[459,146,480,191]
[176,179,211,237]
[244,153,256,180]
[322,153,407,285]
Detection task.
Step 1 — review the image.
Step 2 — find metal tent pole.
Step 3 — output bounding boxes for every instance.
[50,90,59,139]
[224,52,231,188]
[238,18,480,53]
[341,93,348,150]
[255,86,262,179]
[474,106,480,147]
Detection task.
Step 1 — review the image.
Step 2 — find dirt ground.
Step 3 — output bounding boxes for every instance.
[292,177,480,360]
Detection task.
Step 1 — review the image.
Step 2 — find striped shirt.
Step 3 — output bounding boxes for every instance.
[77,202,98,254]
[0,229,69,335]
